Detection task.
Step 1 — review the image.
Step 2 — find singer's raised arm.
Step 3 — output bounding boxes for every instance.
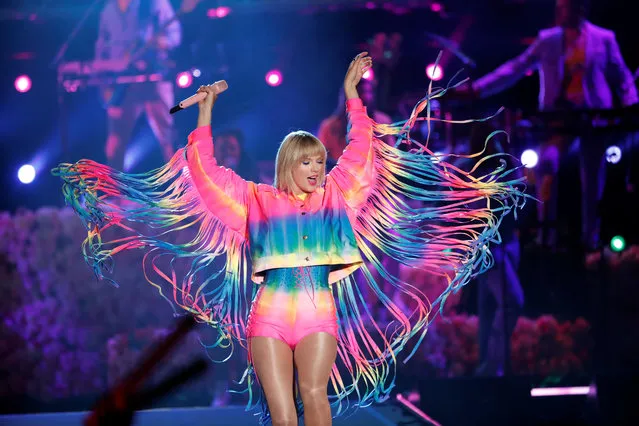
[326,52,376,212]
[185,85,251,238]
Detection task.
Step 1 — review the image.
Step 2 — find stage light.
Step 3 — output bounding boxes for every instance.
[605,145,622,164]
[432,151,445,164]
[610,235,626,252]
[430,2,443,13]
[192,68,202,78]
[363,67,374,81]
[15,75,32,93]
[365,1,376,9]
[176,72,192,88]
[520,149,539,168]
[207,7,231,19]
[531,386,593,397]
[425,64,443,81]
[18,164,36,184]
[216,6,231,18]
[265,70,282,87]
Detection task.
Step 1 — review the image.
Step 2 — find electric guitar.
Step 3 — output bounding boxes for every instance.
[99,0,201,107]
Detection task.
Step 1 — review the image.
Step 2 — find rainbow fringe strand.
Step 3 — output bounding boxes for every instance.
[53,80,529,423]
[53,156,252,350]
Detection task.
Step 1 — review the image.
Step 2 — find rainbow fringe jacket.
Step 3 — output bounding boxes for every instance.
[186,98,377,284]
[55,93,528,421]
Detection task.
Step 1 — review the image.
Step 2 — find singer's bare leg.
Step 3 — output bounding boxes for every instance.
[295,332,337,426]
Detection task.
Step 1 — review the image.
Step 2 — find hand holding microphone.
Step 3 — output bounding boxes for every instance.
[170,80,228,114]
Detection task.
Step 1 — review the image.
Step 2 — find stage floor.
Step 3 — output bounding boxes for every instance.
[0,403,426,426]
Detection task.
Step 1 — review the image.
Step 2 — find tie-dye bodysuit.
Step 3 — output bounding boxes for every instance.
[247,266,337,350]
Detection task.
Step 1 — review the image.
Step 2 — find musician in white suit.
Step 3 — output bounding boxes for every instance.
[95,0,182,171]
[468,0,637,248]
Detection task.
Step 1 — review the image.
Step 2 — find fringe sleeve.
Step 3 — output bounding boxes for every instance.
[186,125,249,235]
[51,127,254,355]
[327,98,376,211]
[322,88,530,416]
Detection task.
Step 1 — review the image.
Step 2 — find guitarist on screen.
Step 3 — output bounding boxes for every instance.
[95,0,182,171]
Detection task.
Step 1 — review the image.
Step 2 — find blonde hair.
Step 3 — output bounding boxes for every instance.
[274,131,327,192]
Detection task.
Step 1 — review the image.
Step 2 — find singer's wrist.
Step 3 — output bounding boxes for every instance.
[197,110,212,128]
[344,85,359,100]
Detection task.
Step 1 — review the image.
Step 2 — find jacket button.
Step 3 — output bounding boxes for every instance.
[303,235,308,240]
[301,212,307,215]
[305,256,310,261]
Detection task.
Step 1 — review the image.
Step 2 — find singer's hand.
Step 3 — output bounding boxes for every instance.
[344,52,373,100]
[196,85,218,128]
[197,84,219,111]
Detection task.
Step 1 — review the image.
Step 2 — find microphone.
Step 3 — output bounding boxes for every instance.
[169,80,228,114]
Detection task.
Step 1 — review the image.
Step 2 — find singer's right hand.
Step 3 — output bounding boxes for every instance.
[197,84,219,111]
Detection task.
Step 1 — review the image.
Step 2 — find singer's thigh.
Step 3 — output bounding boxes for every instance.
[250,337,297,424]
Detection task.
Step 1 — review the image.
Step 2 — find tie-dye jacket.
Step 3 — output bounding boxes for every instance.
[185,98,372,284]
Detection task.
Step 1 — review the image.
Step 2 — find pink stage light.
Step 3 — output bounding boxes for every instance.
[430,2,443,12]
[426,63,443,81]
[176,72,192,88]
[265,70,282,87]
[207,6,231,18]
[363,67,374,81]
[216,6,231,18]
[530,386,594,397]
[15,75,32,93]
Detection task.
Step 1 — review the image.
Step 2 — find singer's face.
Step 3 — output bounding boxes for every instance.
[290,155,325,195]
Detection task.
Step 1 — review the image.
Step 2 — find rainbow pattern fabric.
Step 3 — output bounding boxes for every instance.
[246,265,337,349]
[53,80,530,423]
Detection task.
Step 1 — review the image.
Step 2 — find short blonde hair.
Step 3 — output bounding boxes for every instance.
[274,131,327,192]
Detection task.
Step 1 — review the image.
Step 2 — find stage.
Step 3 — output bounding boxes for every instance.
[0,403,425,426]
[1,377,612,426]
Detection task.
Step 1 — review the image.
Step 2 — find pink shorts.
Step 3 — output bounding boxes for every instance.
[246,272,338,350]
